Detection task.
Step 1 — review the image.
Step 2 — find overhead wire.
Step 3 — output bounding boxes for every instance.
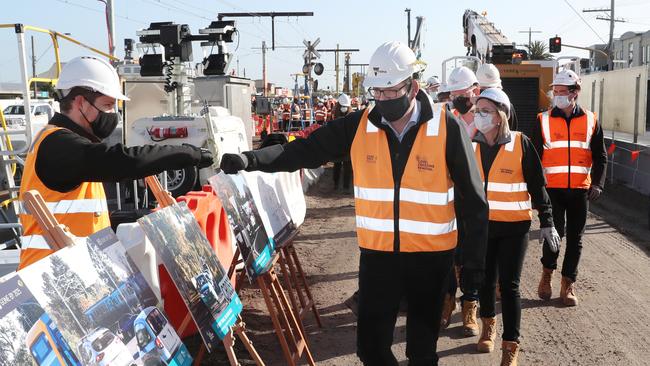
[562,0,607,43]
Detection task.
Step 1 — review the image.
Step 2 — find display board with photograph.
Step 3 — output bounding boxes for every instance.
[138,202,242,352]
[17,230,193,366]
[241,171,300,248]
[209,172,276,281]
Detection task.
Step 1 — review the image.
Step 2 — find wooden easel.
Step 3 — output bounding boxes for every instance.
[223,221,315,365]
[145,176,264,366]
[276,233,323,330]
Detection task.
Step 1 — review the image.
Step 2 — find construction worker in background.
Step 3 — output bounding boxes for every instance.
[219,41,488,365]
[314,98,328,125]
[440,65,482,337]
[476,63,519,131]
[17,56,213,268]
[425,76,441,101]
[280,97,291,132]
[436,83,451,103]
[332,93,353,191]
[351,97,360,112]
[530,69,607,307]
[472,88,560,365]
[290,97,302,130]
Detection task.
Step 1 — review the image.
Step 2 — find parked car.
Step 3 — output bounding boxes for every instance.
[76,328,135,366]
[134,307,184,365]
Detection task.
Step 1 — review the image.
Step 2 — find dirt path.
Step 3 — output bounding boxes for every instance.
[196,166,650,365]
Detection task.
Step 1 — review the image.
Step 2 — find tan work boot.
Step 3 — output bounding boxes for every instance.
[462,300,479,336]
[501,341,520,366]
[440,293,456,329]
[537,268,554,300]
[477,317,497,353]
[560,276,579,306]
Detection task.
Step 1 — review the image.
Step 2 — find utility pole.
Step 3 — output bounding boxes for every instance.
[316,45,359,93]
[405,8,412,48]
[262,41,267,96]
[584,1,625,70]
[31,36,37,98]
[236,57,240,76]
[218,12,314,50]
[518,27,542,48]
[344,53,351,93]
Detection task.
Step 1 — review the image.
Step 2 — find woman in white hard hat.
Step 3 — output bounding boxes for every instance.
[332,93,353,191]
[17,56,213,268]
[472,88,560,365]
[219,41,488,365]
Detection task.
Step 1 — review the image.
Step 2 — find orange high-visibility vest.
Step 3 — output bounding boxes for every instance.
[474,132,532,222]
[539,109,596,189]
[350,103,457,252]
[314,107,327,121]
[17,126,110,268]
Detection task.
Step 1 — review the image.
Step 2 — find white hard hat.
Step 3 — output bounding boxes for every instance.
[551,69,581,87]
[446,66,479,92]
[476,63,502,88]
[56,56,129,100]
[282,97,289,104]
[364,41,423,89]
[338,93,351,107]
[427,76,440,87]
[476,88,510,115]
[438,82,448,93]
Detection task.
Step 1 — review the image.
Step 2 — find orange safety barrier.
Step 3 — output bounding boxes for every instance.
[159,185,235,338]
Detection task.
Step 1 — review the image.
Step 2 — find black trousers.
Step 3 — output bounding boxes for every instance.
[446,221,479,302]
[357,250,454,366]
[479,233,528,342]
[541,188,588,282]
[333,160,353,189]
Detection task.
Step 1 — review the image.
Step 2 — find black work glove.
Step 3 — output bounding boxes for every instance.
[220,153,249,174]
[183,144,214,169]
[460,267,484,294]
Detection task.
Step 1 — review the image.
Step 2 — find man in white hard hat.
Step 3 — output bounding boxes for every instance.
[476,63,519,130]
[332,93,353,191]
[530,69,607,307]
[425,76,441,101]
[440,65,482,337]
[447,66,480,138]
[17,56,213,268]
[219,41,488,365]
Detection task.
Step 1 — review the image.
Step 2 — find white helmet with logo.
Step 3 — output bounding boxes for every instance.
[551,69,581,87]
[427,76,440,87]
[364,41,423,89]
[56,56,129,100]
[476,63,502,88]
[446,66,479,92]
[338,93,351,107]
[477,88,510,115]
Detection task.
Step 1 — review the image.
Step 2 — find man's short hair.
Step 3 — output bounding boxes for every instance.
[59,87,102,113]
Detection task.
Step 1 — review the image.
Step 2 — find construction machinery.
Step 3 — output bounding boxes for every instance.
[461,9,556,136]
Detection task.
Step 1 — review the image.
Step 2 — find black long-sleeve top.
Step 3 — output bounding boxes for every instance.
[473,131,554,237]
[529,105,607,189]
[245,90,489,271]
[34,113,202,193]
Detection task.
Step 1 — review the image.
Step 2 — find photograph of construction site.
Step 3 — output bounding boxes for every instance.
[210,172,275,281]
[138,203,241,349]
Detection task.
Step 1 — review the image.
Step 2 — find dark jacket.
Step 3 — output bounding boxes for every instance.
[473,131,554,237]
[245,90,489,271]
[34,113,202,193]
[529,105,607,189]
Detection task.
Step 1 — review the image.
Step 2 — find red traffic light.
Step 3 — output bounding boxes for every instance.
[549,36,562,53]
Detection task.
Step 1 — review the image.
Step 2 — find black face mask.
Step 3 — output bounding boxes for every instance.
[375,93,412,122]
[81,98,119,140]
[452,96,472,115]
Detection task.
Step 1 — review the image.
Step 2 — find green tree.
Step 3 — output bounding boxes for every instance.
[527,40,554,60]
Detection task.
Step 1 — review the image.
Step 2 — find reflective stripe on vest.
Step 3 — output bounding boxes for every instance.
[18,127,110,238]
[539,110,596,189]
[350,102,457,252]
[20,235,51,249]
[474,132,532,222]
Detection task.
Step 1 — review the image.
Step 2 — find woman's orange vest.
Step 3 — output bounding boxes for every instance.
[350,103,457,252]
[474,132,532,222]
[538,109,596,189]
[17,126,110,268]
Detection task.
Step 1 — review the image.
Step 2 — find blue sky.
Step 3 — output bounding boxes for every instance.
[3,0,650,91]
